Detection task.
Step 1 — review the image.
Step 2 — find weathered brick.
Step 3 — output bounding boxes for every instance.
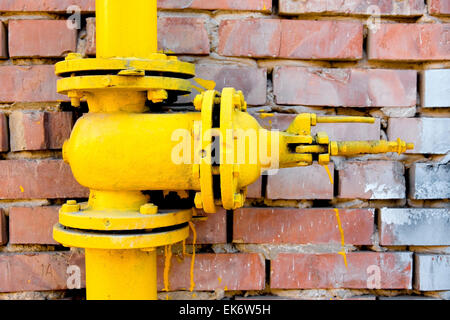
[409,162,450,199]
[9,20,77,58]
[255,113,381,141]
[181,65,267,106]
[9,111,46,152]
[0,22,7,59]
[0,0,94,12]
[219,19,281,58]
[0,252,85,293]
[415,254,450,291]
[266,163,334,200]
[0,65,67,103]
[387,118,450,154]
[279,0,425,16]
[0,0,272,12]
[9,206,59,245]
[187,208,226,244]
[368,23,450,61]
[159,0,272,11]
[156,253,265,291]
[0,113,8,152]
[219,19,363,60]
[0,209,7,245]
[279,20,363,60]
[158,17,210,55]
[429,0,450,15]
[421,69,450,107]
[338,161,405,199]
[0,160,89,199]
[247,177,262,198]
[380,208,450,246]
[46,112,73,149]
[234,208,374,245]
[84,17,210,56]
[271,252,413,289]
[273,67,417,107]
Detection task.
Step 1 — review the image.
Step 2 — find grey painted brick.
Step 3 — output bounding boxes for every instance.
[388,118,450,154]
[421,69,450,107]
[410,162,450,199]
[379,208,450,245]
[415,254,450,291]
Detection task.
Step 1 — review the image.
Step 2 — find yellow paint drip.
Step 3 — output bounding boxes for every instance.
[163,244,172,292]
[188,221,197,292]
[323,165,334,185]
[19,185,24,193]
[182,239,186,256]
[323,165,347,268]
[334,209,348,269]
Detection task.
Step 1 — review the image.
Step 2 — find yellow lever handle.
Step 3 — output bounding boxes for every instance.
[330,138,414,156]
[317,116,375,124]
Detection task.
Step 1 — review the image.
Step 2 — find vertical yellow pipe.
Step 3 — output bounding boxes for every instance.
[96,0,158,59]
[85,248,157,300]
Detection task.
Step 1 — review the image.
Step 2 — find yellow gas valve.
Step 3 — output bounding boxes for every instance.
[52,0,414,300]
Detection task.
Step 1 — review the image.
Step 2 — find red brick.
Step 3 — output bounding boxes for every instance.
[9,20,77,58]
[0,22,7,59]
[219,19,281,58]
[0,160,89,199]
[273,66,417,107]
[338,161,405,199]
[254,113,381,141]
[84,17,210,56]
[46,112,73,149]
[9,111,46,151]
[186,208,227,244]
[271,252,412,289]
[9,206,59,245]
[279,0,425,16]
[234,208,374,245]
[0,0,94,12]
[0,65,67,103]
[159,0,272,11]
[0,113,8,152]
[247,177,262,198]
[157,253,265,291]
[0,209,7,245]
[387,118,450,154]
[0,252,85,293]
[219,19,363,60]
[180,65,267,106]
[158,17,210,55]
[368,23,450,61]
[429,0,450,15]
[0,0,272,12]
[279,20,363,60]
[266,163,334,200]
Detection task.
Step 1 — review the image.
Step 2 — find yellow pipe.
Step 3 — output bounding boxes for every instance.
[85,248,157,300]
[96,0,158,58]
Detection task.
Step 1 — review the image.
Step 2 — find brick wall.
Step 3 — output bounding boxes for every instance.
[0,0,449,301]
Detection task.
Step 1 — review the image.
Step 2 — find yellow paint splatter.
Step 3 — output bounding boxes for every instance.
[163,244,172,292]
[19,186,24,193]
[218,276,222,284]
[192,293,197,298]
[182,239,186,256]
[194,78,216,91]
[323,165,347,268]
[224,286,228,291]
[259,113,274,119]
[188,221,197,292]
